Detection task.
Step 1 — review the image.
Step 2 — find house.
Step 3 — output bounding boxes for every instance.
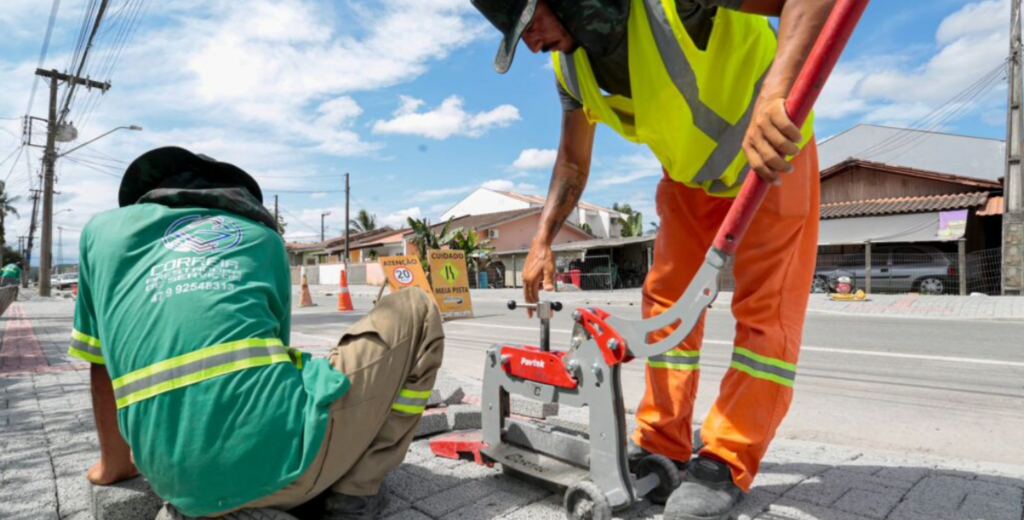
[806,124,1007,294]
[441,188,623,238]
[286,227,397,266]
[404,208,593,287]
[492,234,656,291]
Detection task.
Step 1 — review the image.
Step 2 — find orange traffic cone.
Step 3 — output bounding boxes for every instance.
[337,270,354,312]
[299,269,316,308]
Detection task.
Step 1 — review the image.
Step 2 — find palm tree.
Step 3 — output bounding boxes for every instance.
[619,212,643,238]
[350,210,378,234]
[0,181,21,248]
[649,221,660,234]
[451,229,494,286]
[406,217,463,278]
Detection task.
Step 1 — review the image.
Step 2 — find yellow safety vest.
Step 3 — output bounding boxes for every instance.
[553,0,814,197]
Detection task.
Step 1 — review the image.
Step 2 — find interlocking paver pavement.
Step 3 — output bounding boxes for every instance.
[2,297,1022,520]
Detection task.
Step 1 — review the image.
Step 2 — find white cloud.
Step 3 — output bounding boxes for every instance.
[418,186,475,201]
[592,152,663,188]
[309,192,328,199]
[512,148,557,170]
[817,0,1009,127]
[481,179,539,193]
[381,206,422,227]
[372,95,521,139]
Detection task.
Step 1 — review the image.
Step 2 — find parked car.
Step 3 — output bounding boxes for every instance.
[55,272,79,290]
[812,245,956,295]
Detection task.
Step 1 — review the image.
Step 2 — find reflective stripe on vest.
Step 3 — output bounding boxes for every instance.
[69,329,104,365]
[553,0,813,197]
[392,388,431,414]
[112,338,291,409]
[730,347,796,387]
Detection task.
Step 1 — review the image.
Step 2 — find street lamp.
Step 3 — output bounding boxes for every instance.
[58,125,143,158]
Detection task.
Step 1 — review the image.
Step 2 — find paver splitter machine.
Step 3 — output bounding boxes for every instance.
[431,1,869,518]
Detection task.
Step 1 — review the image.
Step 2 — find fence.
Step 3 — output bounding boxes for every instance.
[719,247,1005,296]
[0,286,18,317]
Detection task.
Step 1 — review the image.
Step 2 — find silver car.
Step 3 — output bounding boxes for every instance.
[813,245,956,295]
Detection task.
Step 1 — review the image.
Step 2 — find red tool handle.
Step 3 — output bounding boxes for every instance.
[712,0,870,255]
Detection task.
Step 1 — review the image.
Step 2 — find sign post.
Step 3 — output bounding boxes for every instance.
[427,250,474,320]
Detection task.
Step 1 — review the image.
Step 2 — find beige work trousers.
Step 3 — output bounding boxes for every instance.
[216,287,444,515]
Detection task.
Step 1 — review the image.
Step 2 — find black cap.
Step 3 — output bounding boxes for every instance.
[471,0,539,74]
[119,146,263,207]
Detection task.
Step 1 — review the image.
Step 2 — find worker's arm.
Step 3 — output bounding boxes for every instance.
[523,109,596,310]
[86,363,139,485]
[735,0,836,183]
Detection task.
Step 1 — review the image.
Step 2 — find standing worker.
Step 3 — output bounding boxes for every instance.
[1,262,22,287]
[72,147,444,520]
[471,0,832,518]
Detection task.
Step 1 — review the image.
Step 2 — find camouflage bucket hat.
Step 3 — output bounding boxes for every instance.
[471,0,539,73]
[546,0,630,58]
[120,146,263,207]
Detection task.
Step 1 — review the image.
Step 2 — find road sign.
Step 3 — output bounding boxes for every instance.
[428,250,474,320]
[380,255,432,294]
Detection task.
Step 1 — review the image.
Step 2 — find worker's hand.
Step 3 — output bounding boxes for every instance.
[86,458,139,486]
[523,239,556,318]
[743,96,802,185]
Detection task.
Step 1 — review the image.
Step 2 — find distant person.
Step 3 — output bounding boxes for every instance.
[72,147,444,519]
[1,262,22,287]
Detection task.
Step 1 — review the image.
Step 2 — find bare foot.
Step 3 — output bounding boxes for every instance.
[86,459,140,485]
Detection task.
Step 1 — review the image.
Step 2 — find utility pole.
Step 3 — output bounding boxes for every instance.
[57,226,63,275]
[344,173,350,269]
[23,189,41,289]
[320,211,331,242]
[1004,0,1024,295]
[34,68,110,297]
[274,195,279,234]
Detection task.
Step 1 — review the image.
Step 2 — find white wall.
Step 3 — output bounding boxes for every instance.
[318,263,346,287]
[441,188,533,220]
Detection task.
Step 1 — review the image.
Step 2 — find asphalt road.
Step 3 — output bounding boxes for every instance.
[291,293,1024,466]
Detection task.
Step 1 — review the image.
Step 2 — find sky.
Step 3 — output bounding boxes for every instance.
[0,0,1013,264]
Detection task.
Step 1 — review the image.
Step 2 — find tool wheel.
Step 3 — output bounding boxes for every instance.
[636,454,682,505]
[564,480,612,520]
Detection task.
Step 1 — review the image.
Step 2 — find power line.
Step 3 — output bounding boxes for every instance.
[3,147,25,184]
[64,156,121,178]
[280,207,322,235]
[25,0,62,116]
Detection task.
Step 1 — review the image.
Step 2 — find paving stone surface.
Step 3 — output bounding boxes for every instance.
[3,297,1024,520]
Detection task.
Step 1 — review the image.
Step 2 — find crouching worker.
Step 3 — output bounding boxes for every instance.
[70,147,444,519]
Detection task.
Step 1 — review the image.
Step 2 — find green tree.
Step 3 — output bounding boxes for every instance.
[406,217,462,279]
[649,221,660,234]
[350,209,378,234]
[612,202,634,215]
[0,181,22,248]
[619,212,644,238]
[451,228,494,285]
[579,222,594,235]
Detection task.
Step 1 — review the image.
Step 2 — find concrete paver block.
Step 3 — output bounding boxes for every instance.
[755,498,875,520]
[510,395,558,419]
[783,468,910,511]
[438,475,550,520]
[415,409,451,438]
[428,377,466,408]
[382,509,434,520]
[446,404,482,431]
[888,475,1024,520]
[89,476,165,520]
[417,478,502,517]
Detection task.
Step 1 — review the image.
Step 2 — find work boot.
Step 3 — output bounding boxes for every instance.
[324,482,390,520]
[663,456,743,520]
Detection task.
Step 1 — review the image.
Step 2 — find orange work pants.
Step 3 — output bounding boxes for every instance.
[632,140,820,491]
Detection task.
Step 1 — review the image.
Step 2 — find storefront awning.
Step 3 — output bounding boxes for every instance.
[818,210,967,245]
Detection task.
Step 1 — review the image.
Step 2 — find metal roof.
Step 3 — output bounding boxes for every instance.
[495,234,655,256]
[818,124,1005,181]
[819,192,991,220]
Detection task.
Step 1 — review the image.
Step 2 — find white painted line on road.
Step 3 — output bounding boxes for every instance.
[448,322,1023,368]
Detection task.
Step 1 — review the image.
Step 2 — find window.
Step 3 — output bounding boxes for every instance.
[487,229,500,239]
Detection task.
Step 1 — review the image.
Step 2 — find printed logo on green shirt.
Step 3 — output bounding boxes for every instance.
[162,215,244,254]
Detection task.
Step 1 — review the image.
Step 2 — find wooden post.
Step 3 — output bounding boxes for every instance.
[958,239,968,296]
[865,242,872,294]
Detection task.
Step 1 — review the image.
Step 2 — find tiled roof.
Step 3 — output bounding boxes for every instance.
[403,208,542,237]
[977,196,1004,216]
[286,227,395,251]
[820,192,991,220]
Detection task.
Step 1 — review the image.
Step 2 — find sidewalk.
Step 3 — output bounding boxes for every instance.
[306,284,1024,321]
[2,297,1022,520]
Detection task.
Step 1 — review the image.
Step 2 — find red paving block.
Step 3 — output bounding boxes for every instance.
[0,304,52,376]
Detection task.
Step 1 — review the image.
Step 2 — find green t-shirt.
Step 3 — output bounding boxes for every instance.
[1,263,21,279]
[69,203,350,517]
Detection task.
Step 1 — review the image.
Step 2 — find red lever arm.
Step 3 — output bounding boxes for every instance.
[712,0,871,255]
